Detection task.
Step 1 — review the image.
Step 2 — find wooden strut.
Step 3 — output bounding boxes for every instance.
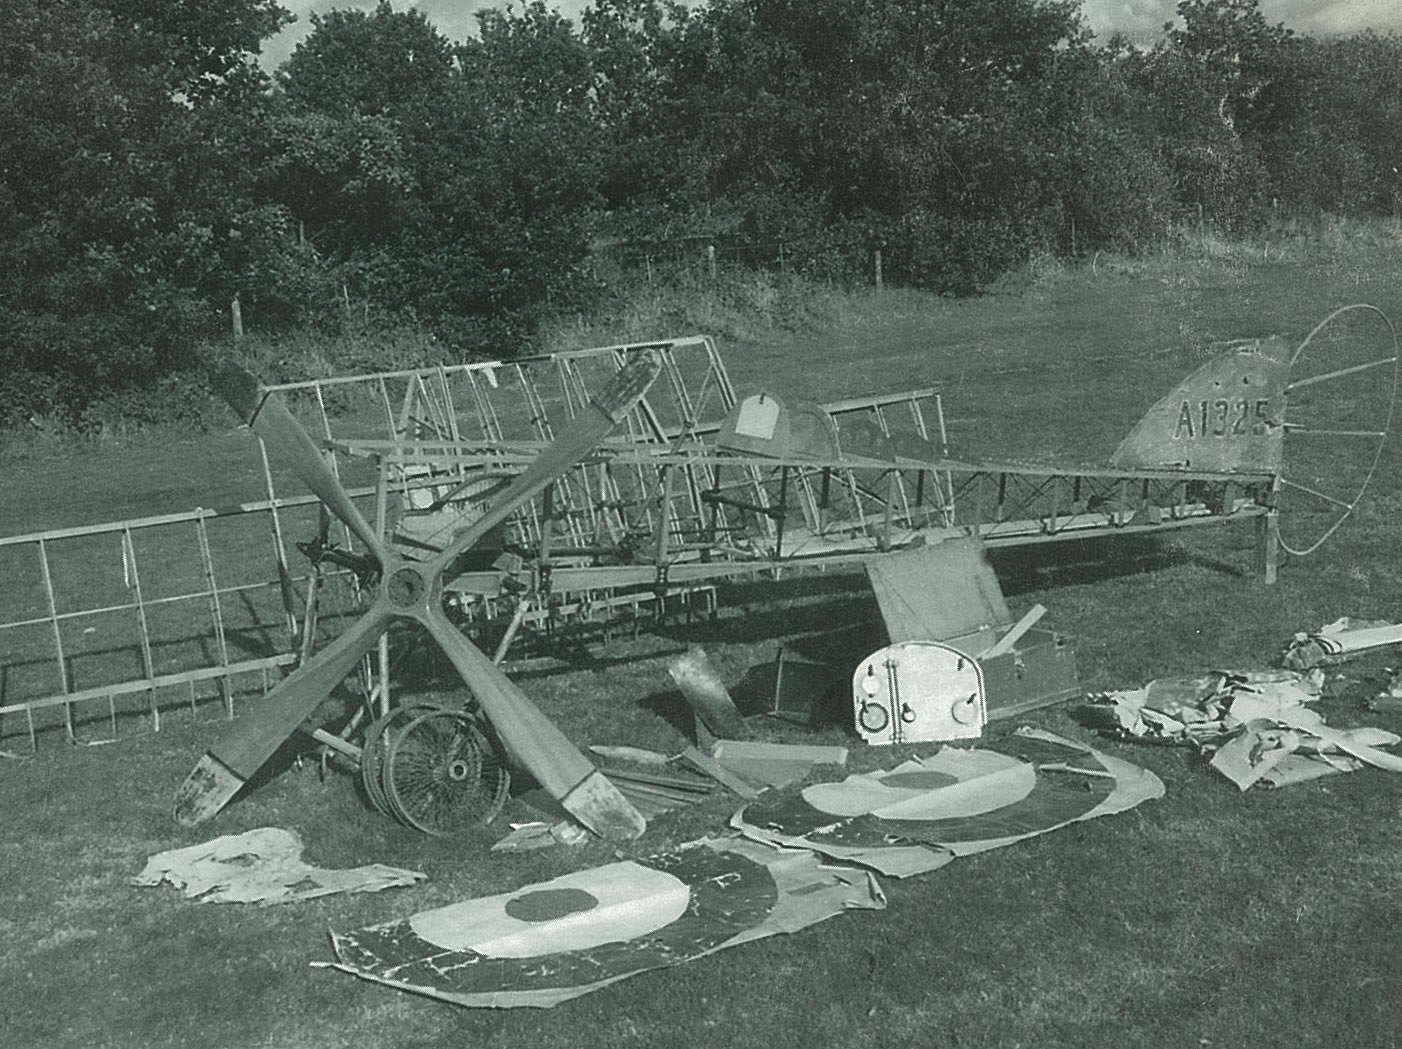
[1258,507,1281,585]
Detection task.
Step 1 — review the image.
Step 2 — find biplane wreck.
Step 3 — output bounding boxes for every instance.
[0,307,1394,837]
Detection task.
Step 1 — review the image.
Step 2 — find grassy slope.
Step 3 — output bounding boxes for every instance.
[3,224,1402,1049]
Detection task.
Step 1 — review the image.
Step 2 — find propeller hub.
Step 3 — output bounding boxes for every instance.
[385,566,428,609]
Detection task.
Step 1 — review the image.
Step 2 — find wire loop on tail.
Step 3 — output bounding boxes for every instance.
[1278,304,1399,557]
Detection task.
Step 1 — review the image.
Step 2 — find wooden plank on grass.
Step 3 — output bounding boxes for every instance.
[680,746,761,799]
[711,740,850,789]
[602,767,719,793]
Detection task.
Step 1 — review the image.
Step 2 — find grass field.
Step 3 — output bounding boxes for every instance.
[3,225,1402,1049]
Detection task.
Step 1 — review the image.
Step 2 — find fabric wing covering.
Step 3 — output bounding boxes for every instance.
[732,728,1165,877]
[324,836,885,1009]
[133,827,427,904]
[323,728,1162,1008]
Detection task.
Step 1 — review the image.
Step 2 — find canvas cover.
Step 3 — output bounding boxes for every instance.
[134,828,426,905]
[325,836,884,1009]
[865,538,1011,644]
[733,728,1165,877]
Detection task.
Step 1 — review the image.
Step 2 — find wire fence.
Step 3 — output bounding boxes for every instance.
[594,233,883,288]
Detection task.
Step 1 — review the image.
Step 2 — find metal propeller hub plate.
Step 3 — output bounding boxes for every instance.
[386,565,429,609]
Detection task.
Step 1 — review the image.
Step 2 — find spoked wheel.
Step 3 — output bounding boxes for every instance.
[382,707,510,836]
[359,704,437,817]
[1278,304,1400,557]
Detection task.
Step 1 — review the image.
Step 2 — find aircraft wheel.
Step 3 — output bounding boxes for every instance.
[359,705,435,817]
[383,707,510,836]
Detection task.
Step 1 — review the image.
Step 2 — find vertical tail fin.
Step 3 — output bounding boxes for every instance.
[1110,339,1288,474]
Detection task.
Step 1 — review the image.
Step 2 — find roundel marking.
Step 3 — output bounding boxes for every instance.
[411,861,689,958]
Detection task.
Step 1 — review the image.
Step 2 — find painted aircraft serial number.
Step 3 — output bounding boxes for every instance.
[1174,398,1271,439]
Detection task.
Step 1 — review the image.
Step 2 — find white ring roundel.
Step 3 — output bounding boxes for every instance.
[800,749,1036,820]
[409,861,690,958]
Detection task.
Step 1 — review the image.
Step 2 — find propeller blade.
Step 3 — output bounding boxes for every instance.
[218,366,390,566]
[432,350,663,570]
[173,601,394,825]
[421,604,646,841]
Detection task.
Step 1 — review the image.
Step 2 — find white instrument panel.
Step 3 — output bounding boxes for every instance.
[852,641,987,745]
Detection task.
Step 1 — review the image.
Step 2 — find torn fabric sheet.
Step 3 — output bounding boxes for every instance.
[732,728,1164,876]
[134,827,426,904]
[1282,617,1402,670]
[325,836,884,1009]
[1208,717,1402,789]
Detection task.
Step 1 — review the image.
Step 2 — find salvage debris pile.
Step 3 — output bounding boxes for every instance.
[131,593,1402,1012]
[134,603,1402,1010]
[1081,669,1402,790]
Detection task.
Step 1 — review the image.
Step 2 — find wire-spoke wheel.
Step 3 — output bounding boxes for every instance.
[359,704,435,817]
[1278,304,1400,557]
[383,707,510,836]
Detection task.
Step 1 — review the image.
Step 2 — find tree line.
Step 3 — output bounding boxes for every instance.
[2,0,1399,428]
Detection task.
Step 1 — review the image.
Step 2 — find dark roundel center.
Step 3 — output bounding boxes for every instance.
[504,887,600,923]
[879,770,962,790]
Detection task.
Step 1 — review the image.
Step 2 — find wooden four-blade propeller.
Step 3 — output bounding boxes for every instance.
[172,353,663,840]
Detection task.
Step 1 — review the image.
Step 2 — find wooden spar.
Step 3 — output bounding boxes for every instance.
[979,604,1047,659]
[0,654,297,719]
[679,746,761,799]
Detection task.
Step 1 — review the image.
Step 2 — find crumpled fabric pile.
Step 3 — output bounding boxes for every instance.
[1081,669,1402,790]
[133,827,427,905]
[1082,670,1322,743]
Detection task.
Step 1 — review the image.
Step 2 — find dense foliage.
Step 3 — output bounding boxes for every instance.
[2,0,1399,427]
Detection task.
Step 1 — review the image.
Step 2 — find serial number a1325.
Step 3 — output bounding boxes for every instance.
[1174,398,1271,439]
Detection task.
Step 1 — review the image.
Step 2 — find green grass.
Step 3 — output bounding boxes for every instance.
[3,221,1402,1048]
